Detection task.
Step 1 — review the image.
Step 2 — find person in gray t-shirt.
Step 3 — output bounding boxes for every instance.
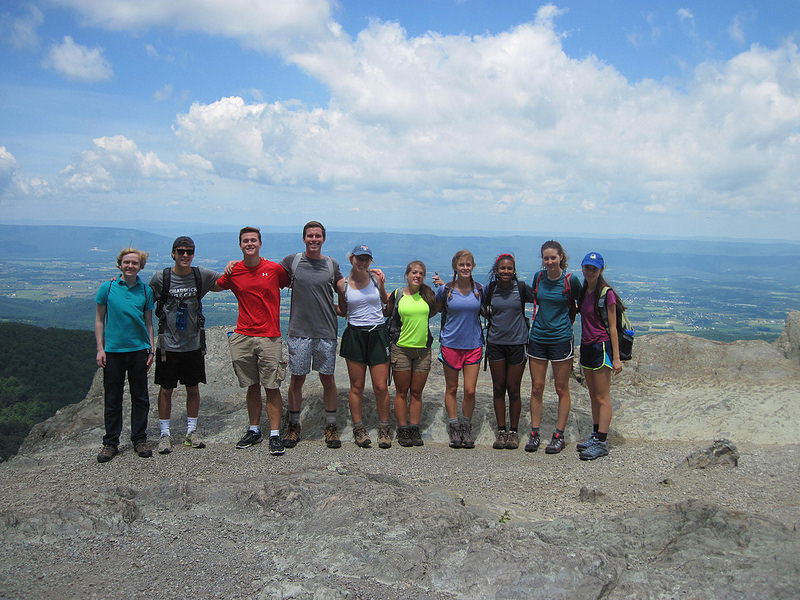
[279,221,344,449]
[149,236,224,454]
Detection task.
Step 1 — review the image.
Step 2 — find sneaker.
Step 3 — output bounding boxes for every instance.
[493,430,507,450]
[96,444,118,463]
[283,422,301,448]
[579,440,609,461]
[576,434,598,452]
[460,423,475,449]
[236,430,263,449]
[524,432,541,453]
[184,430,205,449]
[134,442,152,458]
[269,435,286,456]
[158,435,173,454]
[409,425,424,446]
[325,423,342,449]
[378,426,392,449]
[448,423,463,449]
[505,430,520,450]
[397,427,413,447]
[353,425,372,448]
[545,433,565,454]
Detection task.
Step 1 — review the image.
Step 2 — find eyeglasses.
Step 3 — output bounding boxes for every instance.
[175,248,195,256]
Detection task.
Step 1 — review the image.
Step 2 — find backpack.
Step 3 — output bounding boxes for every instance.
[155,266,206,356]
[439,281,484,344]
[483,280,531,333]
[532,270,579,323]
[597,286,634,361]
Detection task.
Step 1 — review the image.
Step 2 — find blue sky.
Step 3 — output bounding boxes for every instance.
[1,1,799,240]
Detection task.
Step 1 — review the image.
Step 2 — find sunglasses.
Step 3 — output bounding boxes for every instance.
[175,248,195,256]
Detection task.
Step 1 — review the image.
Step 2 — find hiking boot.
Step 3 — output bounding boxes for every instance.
[353,425,372,448]
[184,430,205,449]
[378,425,392,449]
[448,423,463,449]
[409,425,424,446]
[283,422,301,448]
[576,434,598,452]
[158,435,173,454]
[460,423,475,449]
[96,445,118,463]
[236,430,262,449]
[524,432,541,453]
[493,430,507,449]
[579,440,609,461]
[505,430,520,450]
[325,423,342,449]
[269,435,286,456]
[397,427,413,447]
[545,433,565,454]
[134,442,152,458]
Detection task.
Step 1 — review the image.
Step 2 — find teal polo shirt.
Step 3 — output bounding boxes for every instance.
[96,276,155,352]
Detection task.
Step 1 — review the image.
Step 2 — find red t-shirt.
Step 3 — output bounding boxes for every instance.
[217,258,289,336]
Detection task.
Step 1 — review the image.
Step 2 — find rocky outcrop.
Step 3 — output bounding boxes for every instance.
[776,311,800,361]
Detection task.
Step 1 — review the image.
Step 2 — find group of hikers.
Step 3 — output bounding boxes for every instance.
[94,221,625,464]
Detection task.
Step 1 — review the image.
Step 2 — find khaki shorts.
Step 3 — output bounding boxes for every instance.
[228,332,287,389]
[390,343,432,373]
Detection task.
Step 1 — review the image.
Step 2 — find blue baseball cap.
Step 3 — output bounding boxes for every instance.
[581,252,604,269]
[350,244,373,258]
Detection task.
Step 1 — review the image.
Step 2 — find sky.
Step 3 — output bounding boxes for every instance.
[1,0,799,240]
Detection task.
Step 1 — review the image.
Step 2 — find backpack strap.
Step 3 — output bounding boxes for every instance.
[155,267,171,334]
[290,253,335,287]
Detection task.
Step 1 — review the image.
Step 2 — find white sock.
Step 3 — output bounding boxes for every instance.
[270,429,280,437]
[159,419,170,437]
[249,425,260,433]
[187,417,198,434]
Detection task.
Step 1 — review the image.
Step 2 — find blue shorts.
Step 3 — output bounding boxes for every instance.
[579,341,613,370]
[526,338,574,362]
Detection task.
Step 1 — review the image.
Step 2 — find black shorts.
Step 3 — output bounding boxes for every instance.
[579,341,613,370]
[526,338,574,362]
[486,343,526,365]
[154,348,207,388]
[339,324,391,366]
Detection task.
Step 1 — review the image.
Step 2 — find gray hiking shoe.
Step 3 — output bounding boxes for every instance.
[158,434,173,454]
[524,432,541,452]
[579,440,609,461]
[460,422,475,449]
[409,425,424,446]
[397,427,413,447]
[448,423,463,449]
[576,434,598,452]
[184,430,205,449]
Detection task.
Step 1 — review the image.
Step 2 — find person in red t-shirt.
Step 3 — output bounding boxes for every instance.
[216,226,290,455]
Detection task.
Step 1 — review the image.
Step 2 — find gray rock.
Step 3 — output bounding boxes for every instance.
[681,439,740,469]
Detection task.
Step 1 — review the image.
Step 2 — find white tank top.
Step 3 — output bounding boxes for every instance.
[346,279,384,326]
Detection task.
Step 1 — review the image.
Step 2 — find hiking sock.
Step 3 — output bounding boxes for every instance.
[462,417,472,426]
[270,429,280,437]
[593,424,599,433]
[555,429,564,438]
[596,431,608,442]
[249,425,260,433]
[288,410,301,425]
[325,410,337,425]
[159,419,170,437]
[186,417,198,435]
[498,425,508,432]
[531,427,540,436]
[448,418,459,427]
[353,421,363,428]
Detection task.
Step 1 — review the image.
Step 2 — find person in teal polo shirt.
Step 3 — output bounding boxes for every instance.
[94,248,155,463]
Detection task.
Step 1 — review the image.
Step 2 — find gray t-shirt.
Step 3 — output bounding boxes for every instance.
[149,267,222,351]
[281,253,343,339]
[486,281,534,345]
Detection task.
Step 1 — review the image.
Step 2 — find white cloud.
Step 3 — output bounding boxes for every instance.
[6,4,43,49]
[51,0,334,52]
[729,15,746,45]
[677,8,694,23]
[153,83,173,101]
[0,147,50,199]
[59,135,181,192]
[45,36,113,82]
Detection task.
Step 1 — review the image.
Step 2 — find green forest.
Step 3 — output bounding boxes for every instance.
[0,323,97,459]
